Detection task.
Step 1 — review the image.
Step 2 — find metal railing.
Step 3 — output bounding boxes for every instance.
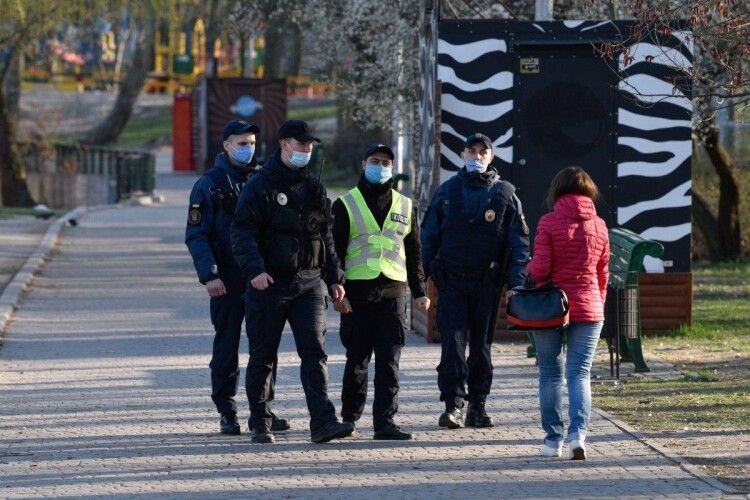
[18,141,155,202]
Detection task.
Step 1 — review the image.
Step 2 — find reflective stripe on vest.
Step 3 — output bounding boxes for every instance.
[340,187,412,281]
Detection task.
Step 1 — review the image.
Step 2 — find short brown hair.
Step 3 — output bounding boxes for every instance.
[546,166,600,208]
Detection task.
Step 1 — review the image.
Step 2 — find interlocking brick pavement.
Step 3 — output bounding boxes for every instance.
[0,175,727,498]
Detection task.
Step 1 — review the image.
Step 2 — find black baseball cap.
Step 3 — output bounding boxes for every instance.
[223,119,259,141]
[278,119,320,143]
[463,133,492,151]
[364,143,395,160]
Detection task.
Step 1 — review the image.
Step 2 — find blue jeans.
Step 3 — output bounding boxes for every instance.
[533,322,603,446]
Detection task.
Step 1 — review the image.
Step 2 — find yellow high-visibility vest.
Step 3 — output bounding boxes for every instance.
[339,187,412,281]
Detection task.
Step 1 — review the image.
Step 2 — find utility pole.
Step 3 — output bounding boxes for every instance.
[392,37,410,194]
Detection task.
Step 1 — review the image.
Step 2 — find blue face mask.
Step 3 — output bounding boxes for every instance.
[364,163,393,184]
[289,151,312,168]
[229,145,254,164]
[465,159,488,173]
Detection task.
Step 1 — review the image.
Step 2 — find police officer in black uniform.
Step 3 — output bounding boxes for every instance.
[421,133,530,429]
[185,120,288,435]
[231,119,354,444]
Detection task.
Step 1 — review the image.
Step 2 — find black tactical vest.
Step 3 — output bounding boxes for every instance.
[260,168,328,281]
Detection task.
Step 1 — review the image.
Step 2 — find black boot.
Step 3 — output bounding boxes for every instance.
[342,419,357,435]
[311,420,355,443]
[251,422,275,444]
[438,406,463,429]
[465,397,495,428]
[270,411,290,432]
[219,413,241,435]
[374,423,413,440]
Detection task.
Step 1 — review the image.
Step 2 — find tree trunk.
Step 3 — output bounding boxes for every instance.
[84,17,155,145]
[692,190,721,262]
[2,49,21,119]
[263,22,285,78]
[289,24,302,77]
[0,86,36,207]
[702,117,742,260]
[204,0,220,78]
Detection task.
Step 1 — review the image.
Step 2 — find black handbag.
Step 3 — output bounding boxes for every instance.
[506,282,569,330]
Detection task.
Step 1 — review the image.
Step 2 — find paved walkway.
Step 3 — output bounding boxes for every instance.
[0,175,727,498]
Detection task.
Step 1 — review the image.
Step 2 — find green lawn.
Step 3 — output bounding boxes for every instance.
[55,105,173,150]
[593,261,750,430]
[661,262,750,349]
[594,377,749,430]
[0,207,64,219]
[76,103,337,149]
[115,105,173,148]
[288,105,337,121]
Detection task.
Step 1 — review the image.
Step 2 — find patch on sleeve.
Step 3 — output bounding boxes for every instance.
[188,204,202,225]
[519,213,529,235]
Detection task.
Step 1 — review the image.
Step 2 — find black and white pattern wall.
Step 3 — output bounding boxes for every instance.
[431,20,693,272]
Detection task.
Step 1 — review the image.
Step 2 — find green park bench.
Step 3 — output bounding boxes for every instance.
[603,227,664,374]
[526,227,664,376]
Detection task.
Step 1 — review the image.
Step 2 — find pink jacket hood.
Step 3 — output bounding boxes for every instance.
[555,194,597,221]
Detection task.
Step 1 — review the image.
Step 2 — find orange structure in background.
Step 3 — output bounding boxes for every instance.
[172,92,194,171]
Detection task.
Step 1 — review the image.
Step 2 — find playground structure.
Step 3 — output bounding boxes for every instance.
[16,7,332,99]
[148,15,257,94]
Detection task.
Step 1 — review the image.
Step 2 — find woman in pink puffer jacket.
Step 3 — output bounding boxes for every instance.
[527,166,609,460]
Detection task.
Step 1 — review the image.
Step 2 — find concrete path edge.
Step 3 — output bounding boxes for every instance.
[593,407,738,494]
[0,206,89,336]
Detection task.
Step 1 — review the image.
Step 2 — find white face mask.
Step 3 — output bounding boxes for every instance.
[289,151,312,168]
[465,159,488,173]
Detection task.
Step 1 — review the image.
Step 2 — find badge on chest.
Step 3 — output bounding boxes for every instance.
[276,192,288,206]
[391,213,408,225]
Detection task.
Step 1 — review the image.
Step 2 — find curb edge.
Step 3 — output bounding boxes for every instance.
[593,406,739,495]
[0,206,89,336]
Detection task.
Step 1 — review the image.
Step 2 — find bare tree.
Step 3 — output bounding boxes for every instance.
[0,0,78,206]
[84,2,158,145]
[228,0,305,78]
[577,0,749,260]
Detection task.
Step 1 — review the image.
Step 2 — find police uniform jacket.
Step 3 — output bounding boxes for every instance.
[230,150,344,288]
[185,152,256,290]
[420,166,530,289]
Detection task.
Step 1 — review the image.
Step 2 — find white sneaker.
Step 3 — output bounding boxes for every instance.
[567,439,586,460]
[540,442,563,457]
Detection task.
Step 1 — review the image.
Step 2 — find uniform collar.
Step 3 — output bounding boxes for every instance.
[264,150,310,186]
[357,174,392,198]
[458,166,498,187]
[215,152,256,181]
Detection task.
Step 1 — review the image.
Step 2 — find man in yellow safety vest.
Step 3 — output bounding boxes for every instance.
[331,143,430,440]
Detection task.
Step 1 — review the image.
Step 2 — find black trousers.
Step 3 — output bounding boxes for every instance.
[340,296,407,430]
[435,280,497,409]
[244,279,337,432]
[209,289,277,415]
